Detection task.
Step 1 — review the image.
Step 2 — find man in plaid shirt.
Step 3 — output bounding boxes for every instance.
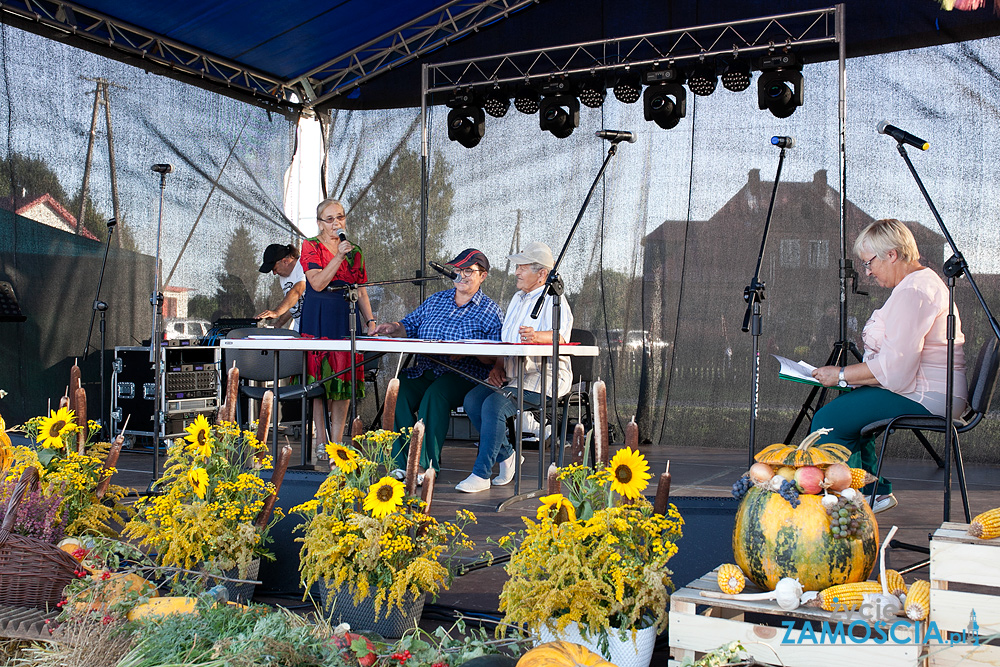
[373,248,503,474]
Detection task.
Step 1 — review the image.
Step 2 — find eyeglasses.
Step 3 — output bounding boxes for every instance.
[456,268,482,277]
[860,255,877,272]
[318,213,346,223]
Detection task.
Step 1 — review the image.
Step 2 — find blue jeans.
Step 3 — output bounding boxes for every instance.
[811,385,932,496]
[463,384,541,479]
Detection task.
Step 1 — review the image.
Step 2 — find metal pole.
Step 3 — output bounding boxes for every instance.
[419,63,429,301]
[102,83,123,248]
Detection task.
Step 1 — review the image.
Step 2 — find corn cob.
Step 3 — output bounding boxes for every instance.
[818,581,883,611]
[968,508,1000,539]
[849,468,877,489]
[717,563,745,595]
[906,580,930,621]
[879,569,907,598]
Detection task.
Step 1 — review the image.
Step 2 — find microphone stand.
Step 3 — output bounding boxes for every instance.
[741,145,787,468]
[149,170,168,481]
[889,140,1000,522]
[82,218,116,440]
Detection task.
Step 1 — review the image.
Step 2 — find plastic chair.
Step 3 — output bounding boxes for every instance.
[860,337,1000,523]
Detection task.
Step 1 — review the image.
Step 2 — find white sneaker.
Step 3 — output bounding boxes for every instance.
[455,474,491,493]
[872,493,898,514]
[492,453,523,486]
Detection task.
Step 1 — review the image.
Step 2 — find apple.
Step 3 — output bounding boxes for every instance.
[775,466,796,482]
[794,465,825,495]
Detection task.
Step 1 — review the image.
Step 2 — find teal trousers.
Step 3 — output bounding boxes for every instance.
[391,370,476,471]
[811,385,931,495]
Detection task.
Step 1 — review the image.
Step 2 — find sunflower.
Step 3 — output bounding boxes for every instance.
[608,446,651,500]
[36,407,77,449]
[184,414,214,457]
[363,476,405,518]
[537,493,577,524]
[325,442,359,473]
[188,467,209,499]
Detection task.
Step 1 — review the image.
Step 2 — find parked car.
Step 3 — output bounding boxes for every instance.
[164,318,212,341]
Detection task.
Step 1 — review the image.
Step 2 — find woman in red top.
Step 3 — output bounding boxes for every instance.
[299,198,375,455]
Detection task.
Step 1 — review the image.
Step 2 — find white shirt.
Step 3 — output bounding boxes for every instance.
[281,262,306,331]
[501,285,575,397]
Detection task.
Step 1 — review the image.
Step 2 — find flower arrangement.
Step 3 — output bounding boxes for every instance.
[498,447,684,645]
[123,415,283,579]
[1,407,131,538]
[293,429,478,618]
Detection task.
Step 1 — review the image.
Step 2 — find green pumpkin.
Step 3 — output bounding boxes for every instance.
[732,486,879,591]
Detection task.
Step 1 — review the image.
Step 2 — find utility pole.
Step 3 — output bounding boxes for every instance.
[78,76,127,245]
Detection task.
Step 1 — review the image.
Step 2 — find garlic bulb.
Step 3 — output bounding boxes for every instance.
[841,488,858,501]
[821,493,839,508]
[774,577,805,611]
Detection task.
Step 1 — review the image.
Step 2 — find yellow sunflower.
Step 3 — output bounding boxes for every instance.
[537,493,577,524]
[325,442,359,473]
[184,414,214,458]
[187,467,209,499]
[363,476,405,518]
[36,407,77,449]
[608,446,652,500]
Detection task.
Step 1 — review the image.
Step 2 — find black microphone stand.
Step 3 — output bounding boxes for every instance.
[82,218,116,440]
[741,145,787,468]
[149,170,169,481]
[888,140,1000,523]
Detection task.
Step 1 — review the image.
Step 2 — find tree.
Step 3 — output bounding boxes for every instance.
[211,225,261,319]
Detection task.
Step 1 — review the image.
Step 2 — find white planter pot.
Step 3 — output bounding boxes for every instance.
[538,622,656,667]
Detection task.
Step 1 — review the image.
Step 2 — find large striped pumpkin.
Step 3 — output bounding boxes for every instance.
[732,486,879,591]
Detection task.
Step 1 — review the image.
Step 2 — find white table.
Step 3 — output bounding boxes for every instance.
[221,336,598,497]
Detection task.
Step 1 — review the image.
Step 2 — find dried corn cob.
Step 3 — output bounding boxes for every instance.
[879,569,907,598]
[718,563,745,595]
[968,508,1000,539]
[818,581,883,611]
[850,468,877,489]
[906,580,930,621]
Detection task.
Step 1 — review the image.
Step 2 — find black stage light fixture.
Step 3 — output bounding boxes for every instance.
[538,93,580,138]
[577,76,607,108]
[687,60,718,96]
[612,72,642,104]
[513,87,540,115]
[721,58,752,92]
[483,89,510,118]
[642,68,686,130]
[447,90,485,148]
[757,53,803,118]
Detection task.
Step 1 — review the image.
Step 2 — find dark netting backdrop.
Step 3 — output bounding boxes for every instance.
[4,16,1000,465]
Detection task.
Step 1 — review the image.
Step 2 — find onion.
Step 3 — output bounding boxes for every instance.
[824,463,852,492]
[748,462,774,484]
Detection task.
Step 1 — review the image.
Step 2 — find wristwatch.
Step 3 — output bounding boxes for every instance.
[837,367,848,388]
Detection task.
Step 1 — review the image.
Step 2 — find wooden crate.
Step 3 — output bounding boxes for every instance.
[927,521,1000,666]
[670,568,925,667]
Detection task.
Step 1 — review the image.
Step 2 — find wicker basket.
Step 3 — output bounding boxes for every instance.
[0,468,80,610]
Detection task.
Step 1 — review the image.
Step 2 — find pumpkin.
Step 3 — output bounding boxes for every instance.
[127,596,199,621]
[516,641,615,667]
[754,428,851,467]
[0,412,11,450]
[732,486,878,591]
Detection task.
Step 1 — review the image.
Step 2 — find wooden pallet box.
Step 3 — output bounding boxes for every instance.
[927,521,1000,667]
[670,568,925,667]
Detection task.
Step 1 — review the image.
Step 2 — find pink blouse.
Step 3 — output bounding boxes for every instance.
[863,267,967,416]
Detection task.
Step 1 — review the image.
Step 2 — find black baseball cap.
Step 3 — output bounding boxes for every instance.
[447,248,490,271]
[259,244,292,273]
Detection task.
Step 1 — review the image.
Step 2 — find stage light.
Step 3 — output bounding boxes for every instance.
[577,77,607,108]
[483,90,510,118]
[446,90,485,148]
[538,93,580,138]
[721,58,752,92]
[643,82,686,130]
[687,61,717,96]
[612,73,642,104]
[513,87,540,115]
[757,53,803,118]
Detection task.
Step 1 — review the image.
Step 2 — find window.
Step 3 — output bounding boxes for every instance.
[780,239,801,268]
[808,240,829,269]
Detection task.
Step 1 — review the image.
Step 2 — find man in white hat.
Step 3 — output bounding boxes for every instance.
[456,241,575,493]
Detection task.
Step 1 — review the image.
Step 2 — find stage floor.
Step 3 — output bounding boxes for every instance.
[106,432,1000,615]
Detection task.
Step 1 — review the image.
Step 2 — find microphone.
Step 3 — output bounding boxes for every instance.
[151,164,173,174]
[595,130,636,143]
[877,121,929,151]
[771,136,795,149]
[337,229,348,242]
[428,261,458,281]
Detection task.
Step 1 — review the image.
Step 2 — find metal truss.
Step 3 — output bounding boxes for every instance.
[427,6,840,95]
[293,0,541,108]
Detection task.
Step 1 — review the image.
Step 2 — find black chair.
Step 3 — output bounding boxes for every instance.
[224,328,329,463]
[861,337,1000,523]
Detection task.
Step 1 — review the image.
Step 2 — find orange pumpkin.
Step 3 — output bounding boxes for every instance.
[754,428,851,468]
[516,641,615,667]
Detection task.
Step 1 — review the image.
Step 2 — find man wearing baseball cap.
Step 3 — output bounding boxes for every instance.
[255,243,306,331]
[373,248,503,476]
[457,241,574,492]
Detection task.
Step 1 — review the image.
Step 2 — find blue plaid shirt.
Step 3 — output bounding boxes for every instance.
[400,288,504,379]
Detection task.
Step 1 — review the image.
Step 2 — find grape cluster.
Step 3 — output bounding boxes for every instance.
[731,475,753,501]
[827,495,863,538]
[777,479,801,507]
